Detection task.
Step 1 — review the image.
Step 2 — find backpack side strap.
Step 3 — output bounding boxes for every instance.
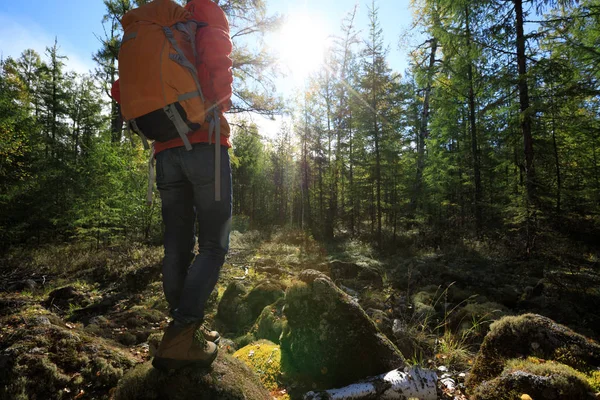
[163,104,193,151]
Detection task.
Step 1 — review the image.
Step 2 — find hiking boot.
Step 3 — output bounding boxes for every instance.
[152,322,218,371]
[199,323,220,344]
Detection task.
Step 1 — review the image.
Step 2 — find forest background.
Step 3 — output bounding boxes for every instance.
[1,0,599,260]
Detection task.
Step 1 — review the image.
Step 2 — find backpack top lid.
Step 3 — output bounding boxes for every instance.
[121,0,191,30]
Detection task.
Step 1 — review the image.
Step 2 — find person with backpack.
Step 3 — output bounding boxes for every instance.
[111,0,233,371]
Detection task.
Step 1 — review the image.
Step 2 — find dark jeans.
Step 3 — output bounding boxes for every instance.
[156,143,232,325]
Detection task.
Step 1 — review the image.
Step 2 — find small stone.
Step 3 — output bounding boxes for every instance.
[441,377,456,390]
[24,279,37,290]
[32,316,51,326]
[29,347,45,354]
[437,365,448,372]
[530,342,540,350]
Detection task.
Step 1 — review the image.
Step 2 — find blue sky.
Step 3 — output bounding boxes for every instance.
[0,0,418,135]
[0,0,417,77]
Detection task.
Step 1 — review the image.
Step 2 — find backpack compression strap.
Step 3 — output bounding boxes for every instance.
[163,24,207,152]
[208,108,221,202]
[147,143,156,206]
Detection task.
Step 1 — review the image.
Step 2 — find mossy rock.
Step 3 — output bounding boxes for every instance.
[448,301,510,341]
[245,280,286,318]
[489,285,521,308]
[217,280,285,334]
[466,314,600,391]
[251,298,286,344]
[472,358,594,400]
[234,333,257,348]
[44,286,90,312]
[84,306,165,346]
[217,281,252,333]
[0,310,137,400]
[328,260,384,289]
[366,308,393,339]
[233,340,285,392]
[280,270,404,390]
[114,353,271,400]
[412,290,437,321]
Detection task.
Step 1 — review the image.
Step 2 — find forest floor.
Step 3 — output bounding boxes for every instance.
[0,227,599,399]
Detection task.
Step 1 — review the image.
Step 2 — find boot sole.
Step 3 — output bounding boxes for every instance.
[152,349,218,372]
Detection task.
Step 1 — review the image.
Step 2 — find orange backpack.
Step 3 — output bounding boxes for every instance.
[118,0,207,150]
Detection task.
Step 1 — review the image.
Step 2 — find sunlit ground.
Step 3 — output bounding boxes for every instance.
[271,12,330,84]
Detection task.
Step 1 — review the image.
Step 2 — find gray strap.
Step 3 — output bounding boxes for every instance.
[214,109,221,202]
[178,91,201,102]
[163,27,205,104]
[122,32,137,43]
[163,104,192,151]
[174,21,207,72]
[131,120,150,150]
[147,144,155,206]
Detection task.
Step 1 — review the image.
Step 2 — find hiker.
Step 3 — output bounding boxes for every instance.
[111,0,233,370]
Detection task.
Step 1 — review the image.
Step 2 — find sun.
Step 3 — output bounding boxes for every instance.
[272,13,329,83]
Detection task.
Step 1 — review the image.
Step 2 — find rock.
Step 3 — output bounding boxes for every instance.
[472,358,594,400]
[217,282,252,333]
[448,302,509,339]
[251,297,286,344]
[7,279,37,292]
[44,286,89,312]
[31,316,51,326]
[412,291,437,321]
[391,318,428,359]
[489,285,520,308]
[466,314,600,391]
[0,316,137,400]
[328,260,384,289]
[280,270,404,390]
[114,354,271,400]
[245,280,286,318]
[366,309,393,339]
[219,338,237,354]
[217,280,285,334]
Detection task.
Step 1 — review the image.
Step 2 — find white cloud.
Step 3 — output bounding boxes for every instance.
[0,13,95,76]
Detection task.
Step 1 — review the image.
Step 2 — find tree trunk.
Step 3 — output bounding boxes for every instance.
[304,367,438,400]
[465,7,482,235]
[412,38,437,214]
[551,112,561,216]
[515,0,536,254]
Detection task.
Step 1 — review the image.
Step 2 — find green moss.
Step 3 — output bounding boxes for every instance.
[233,340,284,392]
[234,333,256,348]
[586,370,600,392]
